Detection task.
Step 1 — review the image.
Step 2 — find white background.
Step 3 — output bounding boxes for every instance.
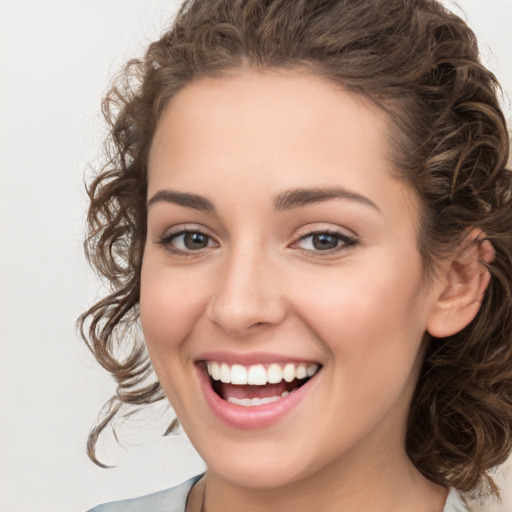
[0,1,511,511]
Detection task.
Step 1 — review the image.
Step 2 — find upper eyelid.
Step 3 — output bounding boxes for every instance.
[295,231,356,245]
[159,224,217,239]
[157,225,220,250]
[298,229,353,239]
[290,226,359,252]
[156,228,219,258]
[293,223,358,240]
[155,223,358,246]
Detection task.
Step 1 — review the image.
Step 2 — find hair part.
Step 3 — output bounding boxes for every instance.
[80,0,512,496]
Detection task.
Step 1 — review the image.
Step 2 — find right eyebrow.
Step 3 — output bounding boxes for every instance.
[147,190,214,211]
[273,186,380,212]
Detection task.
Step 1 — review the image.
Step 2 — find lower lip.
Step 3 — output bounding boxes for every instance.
[197,365,320,430]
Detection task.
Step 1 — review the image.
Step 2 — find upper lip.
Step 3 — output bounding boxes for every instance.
[195,351,321,366]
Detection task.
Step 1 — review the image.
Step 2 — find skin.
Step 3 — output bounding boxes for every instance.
[140,69,466,512]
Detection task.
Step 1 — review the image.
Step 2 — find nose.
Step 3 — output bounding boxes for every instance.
[206,246,287,336]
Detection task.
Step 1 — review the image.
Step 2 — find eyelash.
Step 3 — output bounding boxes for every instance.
[157,228,358,257]
[157,228,218,256]
[292,230,358,255]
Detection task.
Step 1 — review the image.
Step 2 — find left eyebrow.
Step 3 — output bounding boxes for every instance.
[147,190,214,211]
[273,187,380,212]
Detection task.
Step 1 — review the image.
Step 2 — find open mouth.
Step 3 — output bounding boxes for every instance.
[204,361,321,407]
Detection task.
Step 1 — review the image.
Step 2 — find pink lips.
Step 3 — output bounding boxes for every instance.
[195,353,321,430]
[197,351,317,366]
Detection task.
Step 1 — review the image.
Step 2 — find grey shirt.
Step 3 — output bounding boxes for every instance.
[87,475,470,512]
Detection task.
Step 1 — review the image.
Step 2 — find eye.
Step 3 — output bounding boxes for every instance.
[293,230,357,253]
[158,229,218,255]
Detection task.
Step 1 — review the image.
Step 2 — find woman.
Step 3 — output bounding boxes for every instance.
[82,0,512,510]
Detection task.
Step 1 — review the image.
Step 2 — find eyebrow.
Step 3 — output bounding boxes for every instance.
[147,186,379,213]
[273,187,380,212]
[147,190,214,211]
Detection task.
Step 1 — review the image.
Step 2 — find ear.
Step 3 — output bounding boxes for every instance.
[426,230,495,338]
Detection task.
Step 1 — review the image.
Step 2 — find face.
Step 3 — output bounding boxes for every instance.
[140,70,441,490]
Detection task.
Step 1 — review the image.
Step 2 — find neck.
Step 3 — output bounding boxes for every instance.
[193,447,447,512]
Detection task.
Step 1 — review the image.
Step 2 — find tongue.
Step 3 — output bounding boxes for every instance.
[219,382,289,400]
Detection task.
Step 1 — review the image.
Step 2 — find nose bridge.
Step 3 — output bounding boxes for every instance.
[207,238,285,334]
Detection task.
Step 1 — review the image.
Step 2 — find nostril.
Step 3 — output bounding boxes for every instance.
[205,266,287,333]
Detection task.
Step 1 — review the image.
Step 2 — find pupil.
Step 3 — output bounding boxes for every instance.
[313,233,339,250]
[184,232,208,249]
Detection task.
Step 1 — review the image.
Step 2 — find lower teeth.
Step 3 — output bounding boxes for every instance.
[227,391,290,407]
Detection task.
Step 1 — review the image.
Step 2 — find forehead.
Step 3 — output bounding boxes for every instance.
[148,69,418,218]
[150,70,387,165]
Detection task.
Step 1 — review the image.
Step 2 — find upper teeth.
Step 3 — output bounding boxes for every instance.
[206,361,319,385]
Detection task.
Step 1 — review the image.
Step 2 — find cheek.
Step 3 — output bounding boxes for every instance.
[291,251,430,377]
[291,255,430,440]
[139,256,207,366]
[139,255,215,418]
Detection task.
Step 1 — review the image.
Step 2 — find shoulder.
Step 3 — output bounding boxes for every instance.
[86,474,203,512]
[443,488,472,512]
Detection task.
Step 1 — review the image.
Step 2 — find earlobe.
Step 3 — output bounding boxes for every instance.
[426,231,495,338]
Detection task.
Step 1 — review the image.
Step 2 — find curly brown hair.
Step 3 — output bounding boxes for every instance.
[80,0,512,498]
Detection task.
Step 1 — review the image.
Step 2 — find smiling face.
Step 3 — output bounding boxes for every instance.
[140,70,442,491]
